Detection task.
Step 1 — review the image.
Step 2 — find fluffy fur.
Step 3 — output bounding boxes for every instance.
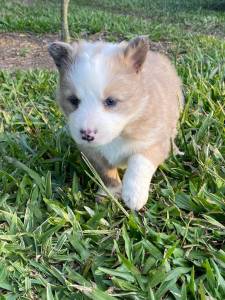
[48,36,183,211]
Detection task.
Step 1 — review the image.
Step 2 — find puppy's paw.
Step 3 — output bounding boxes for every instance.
[96,184,122,202]
[122,185,148,211]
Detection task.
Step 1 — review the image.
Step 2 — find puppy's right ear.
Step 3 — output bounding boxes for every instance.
[48,41,74,70]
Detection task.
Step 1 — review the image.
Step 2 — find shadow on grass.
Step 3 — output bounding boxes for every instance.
[204,1,225,11]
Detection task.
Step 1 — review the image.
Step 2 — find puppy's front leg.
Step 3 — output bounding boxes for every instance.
[97,168,122,199]
[122,154,156,211]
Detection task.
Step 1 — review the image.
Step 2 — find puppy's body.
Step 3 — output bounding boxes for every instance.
[49,37,183,210]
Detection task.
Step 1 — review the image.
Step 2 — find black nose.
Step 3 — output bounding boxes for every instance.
[80,129,97,142]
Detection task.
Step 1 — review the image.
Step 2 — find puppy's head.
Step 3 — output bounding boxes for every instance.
[48,37,149,146]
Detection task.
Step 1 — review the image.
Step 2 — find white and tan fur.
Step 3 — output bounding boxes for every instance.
[48,37,183,211]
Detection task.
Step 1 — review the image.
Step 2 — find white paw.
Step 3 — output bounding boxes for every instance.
[122,185,148,211]
[121,154,156,211]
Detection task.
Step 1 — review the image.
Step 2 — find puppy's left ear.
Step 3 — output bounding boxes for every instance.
[124,36,149,73]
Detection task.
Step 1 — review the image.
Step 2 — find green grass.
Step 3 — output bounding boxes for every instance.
[0,0,225,299]
[0,0,225,40]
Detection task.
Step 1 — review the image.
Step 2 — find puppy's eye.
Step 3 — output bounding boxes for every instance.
[67,95,80,108]
[103,97,117,107]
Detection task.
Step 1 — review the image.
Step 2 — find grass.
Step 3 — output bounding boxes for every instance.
[0,0,225,40]
[0,0,225,299]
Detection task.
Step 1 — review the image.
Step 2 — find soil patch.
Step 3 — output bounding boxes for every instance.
[0,32,173,70]
[0,32,58,70]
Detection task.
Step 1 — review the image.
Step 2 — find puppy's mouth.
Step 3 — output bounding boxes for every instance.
[76,134,115,147]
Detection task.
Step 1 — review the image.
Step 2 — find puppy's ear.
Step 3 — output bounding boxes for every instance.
[124,36,149,73]
[48,41,74,70]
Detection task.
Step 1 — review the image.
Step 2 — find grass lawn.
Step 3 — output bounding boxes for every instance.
[0,0,225,299]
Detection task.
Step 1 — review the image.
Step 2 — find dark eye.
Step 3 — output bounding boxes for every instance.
[103,97,117,107]
[68,95,80,108]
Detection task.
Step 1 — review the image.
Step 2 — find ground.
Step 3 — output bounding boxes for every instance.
[0,0,225,300]
[0,32,56,69]
[0,33,172,70]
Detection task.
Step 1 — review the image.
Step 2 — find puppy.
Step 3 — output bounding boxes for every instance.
[48,37,183,211]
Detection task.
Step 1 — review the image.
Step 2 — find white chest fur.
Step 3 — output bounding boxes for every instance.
[97,136,149,167]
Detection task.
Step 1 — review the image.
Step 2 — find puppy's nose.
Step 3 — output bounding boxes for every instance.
[80,129,97,142]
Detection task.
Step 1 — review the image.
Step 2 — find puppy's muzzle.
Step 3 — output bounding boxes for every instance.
[80,129,97,142]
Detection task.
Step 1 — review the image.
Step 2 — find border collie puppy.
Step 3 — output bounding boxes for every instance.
[49,36,183,211]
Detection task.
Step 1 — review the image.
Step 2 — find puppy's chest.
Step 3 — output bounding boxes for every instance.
[98,137,146,167]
